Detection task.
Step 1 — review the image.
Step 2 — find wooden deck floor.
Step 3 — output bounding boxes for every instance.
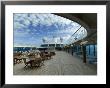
[13,51,97,75]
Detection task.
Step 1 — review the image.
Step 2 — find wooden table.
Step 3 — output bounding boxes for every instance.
[21,56,42,67]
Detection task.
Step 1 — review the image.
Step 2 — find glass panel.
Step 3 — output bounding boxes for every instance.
[86,45,89,56]
[90,45,94,56]
[49,44,55,47]
[56,44,60,47]
[67,27,87,44]
[14,13,87,47]
[95,45,97,57]
[41,44,48,47]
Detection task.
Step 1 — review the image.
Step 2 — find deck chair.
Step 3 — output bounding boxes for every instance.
[40,52,47,61]
[22,58,32,68]
[34,53,44,67]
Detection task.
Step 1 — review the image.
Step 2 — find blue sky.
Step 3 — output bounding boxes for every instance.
[14,13,87,47]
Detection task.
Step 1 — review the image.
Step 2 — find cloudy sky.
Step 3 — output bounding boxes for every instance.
[14,13,87,47]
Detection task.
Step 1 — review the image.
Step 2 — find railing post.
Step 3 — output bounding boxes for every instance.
[82,45,86,63]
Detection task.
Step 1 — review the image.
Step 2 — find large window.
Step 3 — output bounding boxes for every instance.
[86,44,97,63]
[86,44,97,57]
[14,13,87,47]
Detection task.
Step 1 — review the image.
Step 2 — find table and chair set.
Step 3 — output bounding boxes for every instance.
[13,50,56,68]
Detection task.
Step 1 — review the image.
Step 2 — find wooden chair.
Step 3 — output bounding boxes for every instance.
[27,52,43,67]
[50,52,56,56]
[43,52,51,60]
[13,53,23,64]
[40,52,47,61]
[33,52,43,67]
[22,58,34,68]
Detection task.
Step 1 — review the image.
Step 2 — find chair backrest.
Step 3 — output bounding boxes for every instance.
[22,58,27,64]
[28,53,35,58]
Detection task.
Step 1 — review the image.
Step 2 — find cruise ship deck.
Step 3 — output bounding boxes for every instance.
[13,13,97,76]
[14,51,97,75]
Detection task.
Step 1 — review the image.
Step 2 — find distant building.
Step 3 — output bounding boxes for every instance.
[41,36,64,50]
[40,43,64,48]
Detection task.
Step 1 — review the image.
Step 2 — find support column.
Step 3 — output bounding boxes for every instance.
[94,44,95,56]
[82,45,86,63]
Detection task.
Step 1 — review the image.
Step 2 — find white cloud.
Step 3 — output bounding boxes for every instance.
[14,13,87,46]
[14,22,25,29]
[63,35,71,40]
[14,13,81,31]
[23,18,30,26]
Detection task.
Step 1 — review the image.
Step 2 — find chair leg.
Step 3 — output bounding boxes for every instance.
[24,63,28,68]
